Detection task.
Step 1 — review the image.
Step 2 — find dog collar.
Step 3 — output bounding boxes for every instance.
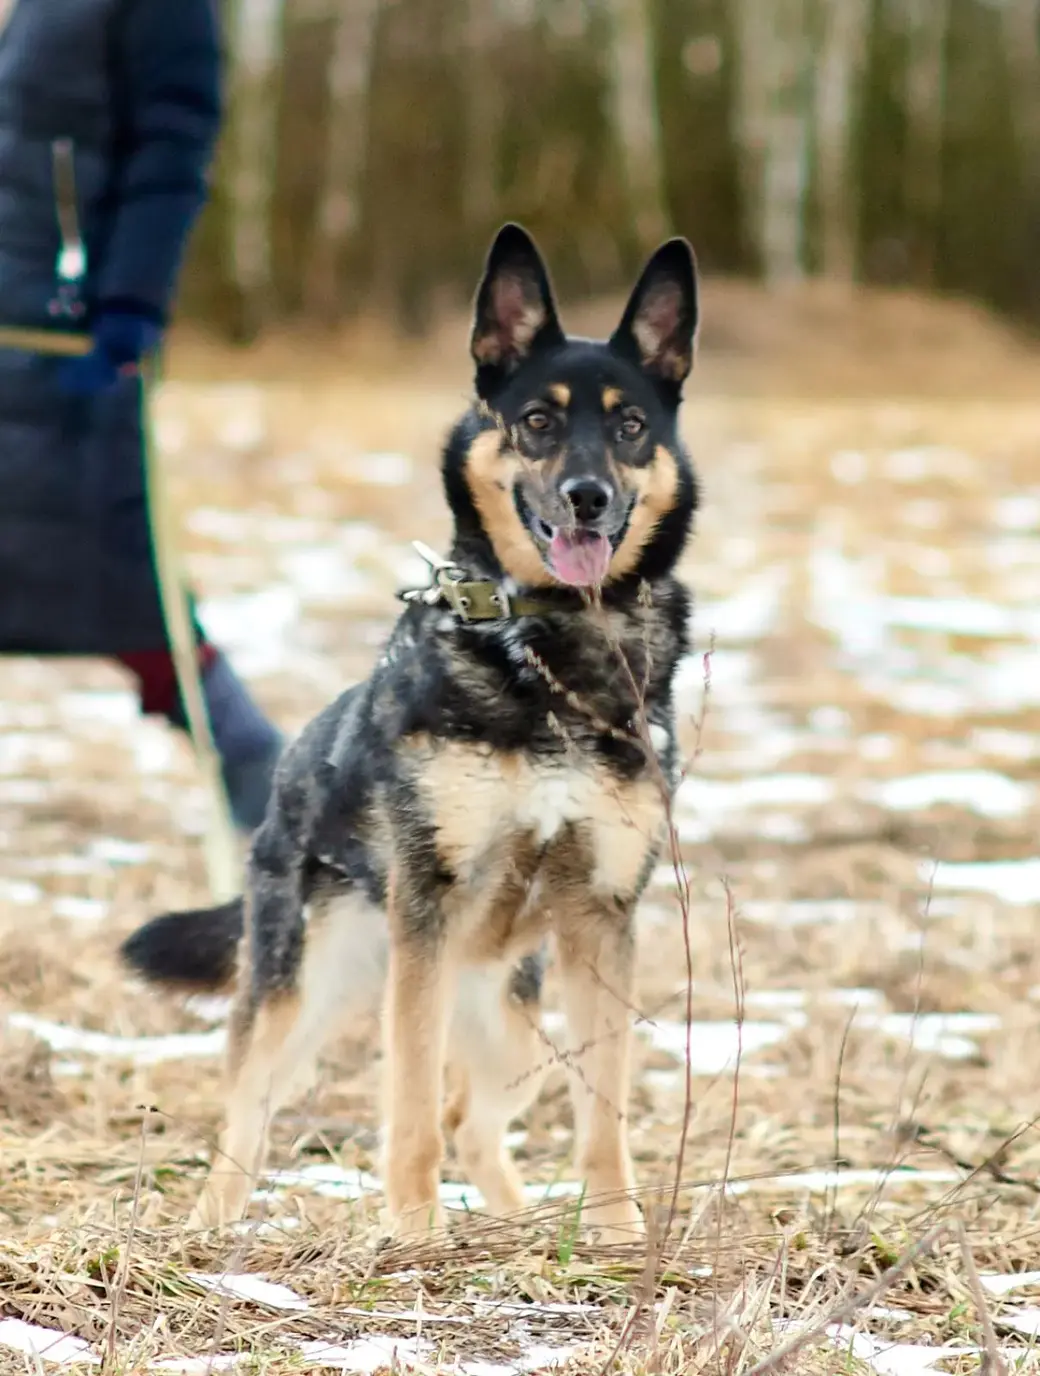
[397,541,574,622]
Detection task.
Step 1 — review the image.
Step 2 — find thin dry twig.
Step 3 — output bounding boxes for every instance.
[956,1221,1009,1376]
[743,1222,949,1376]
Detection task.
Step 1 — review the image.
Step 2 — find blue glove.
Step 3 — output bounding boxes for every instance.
[56,308,163,396]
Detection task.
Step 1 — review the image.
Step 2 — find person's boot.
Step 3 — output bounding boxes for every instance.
[117,644,284,834]
[171,650,284,833]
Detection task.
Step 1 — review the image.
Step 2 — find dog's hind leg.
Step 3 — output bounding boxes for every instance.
[191,853,388,1229]
[443,954,549,1217]
[190,980,305,1229]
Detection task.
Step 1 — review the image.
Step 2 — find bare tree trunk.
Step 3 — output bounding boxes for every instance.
[1000,0,1040,178]
[733,0,814,284]
[461,0,501,245]
[302,0,379,322]
[603,0,671,254]
[901,0,949,285]
[223,0,287,339]
[815,0,870,281]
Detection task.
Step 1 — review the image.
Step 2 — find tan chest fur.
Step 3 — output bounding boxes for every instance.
[403,735,664,957]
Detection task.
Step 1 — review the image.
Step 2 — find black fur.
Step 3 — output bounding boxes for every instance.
[120,899,243,992]
[121,221,698,1026]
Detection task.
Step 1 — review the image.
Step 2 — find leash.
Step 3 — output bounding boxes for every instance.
[0,320,240,903]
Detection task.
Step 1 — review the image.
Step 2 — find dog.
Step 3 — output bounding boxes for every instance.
[120,222,699,1242]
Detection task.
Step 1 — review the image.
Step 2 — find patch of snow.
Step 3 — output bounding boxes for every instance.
[350,452,414,486]
[641,1018,799,1074]
[931,859,1040,905]
[188,1272,309,1311]
[0,1317,98,1366]
[457,1344,579,1375]
[151,1357,242,1374]
[58,690,138,726]
[730,1168,961,1199]
[52,896,108,922]
[88,837,151,865]
[7,1013,225,1065]
[0,878,43,905]
[980,1270,1040,1296]
[256,1162,584,1215]
[675,774,834,816]
[996,1308,1040,1338]
[738,899,878,927]
[696,567,790,643]
[295,1337,429,1370]
[869,770,1033,818]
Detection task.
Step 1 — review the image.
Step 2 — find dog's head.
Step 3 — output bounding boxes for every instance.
[449,222,698,591]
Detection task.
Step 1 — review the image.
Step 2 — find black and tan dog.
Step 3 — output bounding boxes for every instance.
[121,223,699,1241]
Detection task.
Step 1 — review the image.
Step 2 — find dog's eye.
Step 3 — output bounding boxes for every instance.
[619,409,646,440]
[522,409,553,433]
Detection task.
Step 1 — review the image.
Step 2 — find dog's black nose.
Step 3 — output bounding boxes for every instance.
[562,477,612,524]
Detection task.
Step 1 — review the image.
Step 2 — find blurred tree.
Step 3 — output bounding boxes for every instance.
[178,0,1040,335]
[603,0,671,255]
[302,0,378,322]
[220,0,287,340]
[815,0,870,280]
[901,0,949,285]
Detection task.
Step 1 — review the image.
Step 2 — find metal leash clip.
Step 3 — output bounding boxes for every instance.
[49,139,87,321]
[399,540,468,608]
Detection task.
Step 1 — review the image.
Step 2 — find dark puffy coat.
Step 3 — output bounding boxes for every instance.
[0,0,222,654]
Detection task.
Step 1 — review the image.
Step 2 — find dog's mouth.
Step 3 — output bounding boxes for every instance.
[530,515,614,588]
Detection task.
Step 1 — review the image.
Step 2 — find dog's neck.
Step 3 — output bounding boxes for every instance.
[447,529,674,618]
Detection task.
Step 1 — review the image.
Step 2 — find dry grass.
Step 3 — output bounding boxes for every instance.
[3,282,1040,1372]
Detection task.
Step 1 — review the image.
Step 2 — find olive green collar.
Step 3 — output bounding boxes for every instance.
[398,541,573,622]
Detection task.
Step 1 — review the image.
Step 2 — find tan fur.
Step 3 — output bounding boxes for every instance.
[609,445,681,580]
[443,967,548,1216]
[601,386,623,412]
[466,431,683,591]
[190,887,391,1228]
[464,429,558,587]
[381,891,453,1235]
[406,734,665,922]
[554,901,641,1234]
[547,382,571,407]
[190,991,303,1229]
[391,734,663,1239]
[192,871,568,1236]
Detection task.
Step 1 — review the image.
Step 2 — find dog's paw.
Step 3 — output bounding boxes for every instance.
[188,1181,248,1232]
[379,1201,446,1241]
[579,1195,645,1245]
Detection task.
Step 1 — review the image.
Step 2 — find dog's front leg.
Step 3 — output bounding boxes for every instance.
[555,899,644,1243]
[381,874,453,1237]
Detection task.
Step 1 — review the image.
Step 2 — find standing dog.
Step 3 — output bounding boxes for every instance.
[121,223,699,1241]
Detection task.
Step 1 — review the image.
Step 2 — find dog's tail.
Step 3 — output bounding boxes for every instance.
[119,898,244,993]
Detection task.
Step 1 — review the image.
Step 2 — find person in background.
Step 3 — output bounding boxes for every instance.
[0,0,284,832]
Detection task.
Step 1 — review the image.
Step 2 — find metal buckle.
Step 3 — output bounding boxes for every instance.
[399,541,467,610]
[488,585,511,617]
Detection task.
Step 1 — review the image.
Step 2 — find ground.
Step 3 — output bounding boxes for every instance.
[2,281,1040,1374]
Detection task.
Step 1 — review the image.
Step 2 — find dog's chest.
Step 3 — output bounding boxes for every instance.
[406,736,664,900]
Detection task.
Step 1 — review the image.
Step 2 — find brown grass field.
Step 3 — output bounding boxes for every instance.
[2,281,1040,1373]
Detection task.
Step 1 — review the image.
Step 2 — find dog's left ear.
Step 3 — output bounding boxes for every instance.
[471,223,565,392]
[609,238,698,389]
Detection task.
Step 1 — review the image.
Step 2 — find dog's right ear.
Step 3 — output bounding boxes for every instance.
[470,223,565,393]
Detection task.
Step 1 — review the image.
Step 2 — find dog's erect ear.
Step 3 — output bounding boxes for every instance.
[609,238,698,389]
[470,223,565,389]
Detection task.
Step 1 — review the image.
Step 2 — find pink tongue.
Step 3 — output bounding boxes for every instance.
[547,531,612,587]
